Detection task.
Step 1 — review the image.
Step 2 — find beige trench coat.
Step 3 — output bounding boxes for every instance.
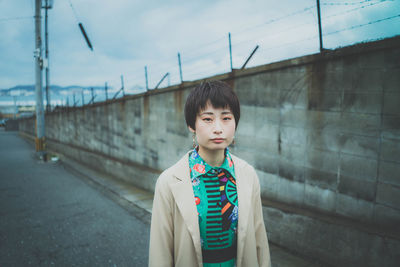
[149,152,271,267]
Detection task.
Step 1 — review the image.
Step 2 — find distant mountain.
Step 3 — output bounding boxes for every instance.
[0,84,146,97]
[0,85,107,96]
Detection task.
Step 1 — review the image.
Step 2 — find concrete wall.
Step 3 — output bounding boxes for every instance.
[19,36,400,266]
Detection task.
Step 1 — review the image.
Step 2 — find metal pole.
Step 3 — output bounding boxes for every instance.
[155,73,169,89]
[91,87,94,104]
[145,66,149,90]
[34,0,46,157]
[178,52,183,83]
[121,75,125,96]
[13,96,17,119]
[228,32,233,71]
[241,45,259,69]
[81,89,84,106]
[78,23,93,51]
[316,0,323,52]
[105,82,108,100]
[44,0,50,112]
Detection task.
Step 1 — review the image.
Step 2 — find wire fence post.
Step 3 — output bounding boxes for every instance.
[178,52,183,83]
[241,45,259,69]
[90,87,94,105]
[121,75,125,96]
[145,66,149,90]
[316,0,323,52]
[155,73,169,89]
[105,82,108,101]
[81,89,85,106]
[228,32,233,71]
[112,75,125,100]
[73,93,76,107]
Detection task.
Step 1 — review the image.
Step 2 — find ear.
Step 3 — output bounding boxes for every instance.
[188,126,195,133]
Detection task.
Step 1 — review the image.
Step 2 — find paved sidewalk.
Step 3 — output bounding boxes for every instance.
[0,129,150,266]
[56,145,324,267]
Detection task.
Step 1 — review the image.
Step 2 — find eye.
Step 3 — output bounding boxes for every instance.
[203,117,212,122]
[223,116,232,121]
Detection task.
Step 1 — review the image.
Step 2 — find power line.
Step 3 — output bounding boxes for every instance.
[0,16,32,22]
[67,0,80,23]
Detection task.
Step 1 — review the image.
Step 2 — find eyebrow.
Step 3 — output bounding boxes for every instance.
[199,110,233,115]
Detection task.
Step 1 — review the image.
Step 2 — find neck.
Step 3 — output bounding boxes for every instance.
[197,147,225,167]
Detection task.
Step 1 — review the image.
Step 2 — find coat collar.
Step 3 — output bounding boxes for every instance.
[169,152,252,267]
[188,147,236,180]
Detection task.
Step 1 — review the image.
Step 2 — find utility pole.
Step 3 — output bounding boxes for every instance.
[34,0,46,159]
[43,0,53,112]
[316,0,323,52]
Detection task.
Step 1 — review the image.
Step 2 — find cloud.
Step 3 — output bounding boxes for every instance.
[0,0,399,90]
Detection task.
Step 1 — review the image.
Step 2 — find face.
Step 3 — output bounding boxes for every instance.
[189,101,236,154]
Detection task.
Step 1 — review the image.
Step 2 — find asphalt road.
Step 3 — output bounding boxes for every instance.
[0,129,150,266]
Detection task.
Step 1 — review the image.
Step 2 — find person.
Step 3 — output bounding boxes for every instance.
[149,81,271,267]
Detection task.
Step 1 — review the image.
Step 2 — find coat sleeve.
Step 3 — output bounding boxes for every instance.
[149,172,174,267]
[252,168,271,267]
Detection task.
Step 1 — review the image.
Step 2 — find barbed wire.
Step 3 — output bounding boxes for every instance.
[324,13,400,36]
[161,12,400,87]
[322,0,378,6]
[323,0,391,20]
[166,0,392,70]
[115,0,399,91]
[12,0,395,100]
[234,6,316,36]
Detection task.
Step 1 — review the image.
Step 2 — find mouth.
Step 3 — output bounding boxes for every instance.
[211,138,225,143]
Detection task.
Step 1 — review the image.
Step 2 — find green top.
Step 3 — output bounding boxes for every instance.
[189,147,238,267]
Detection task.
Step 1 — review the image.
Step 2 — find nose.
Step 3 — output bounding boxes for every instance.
[213,120,223,134]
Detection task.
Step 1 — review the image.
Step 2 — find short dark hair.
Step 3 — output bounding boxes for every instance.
[184,81,240,130]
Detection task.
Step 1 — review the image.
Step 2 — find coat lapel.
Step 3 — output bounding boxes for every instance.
[232,155,252,266]
[169,153,203,266]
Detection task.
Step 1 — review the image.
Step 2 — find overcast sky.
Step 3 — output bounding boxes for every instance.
[0,0,399,91]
